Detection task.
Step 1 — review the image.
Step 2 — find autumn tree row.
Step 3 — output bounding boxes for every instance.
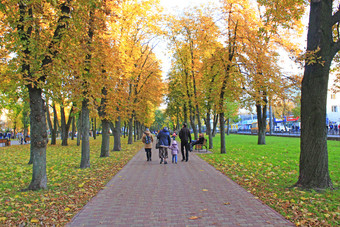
[0,0,165,190]
[165,0,302,150]
[165,0,340,190]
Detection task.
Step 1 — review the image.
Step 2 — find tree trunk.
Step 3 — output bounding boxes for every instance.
[226,118,230,136]
[256,102,267,145]
[134,120,137,142]
[77,112,82,146]
[46,103,57,145]
[269,104,273,136]
[93,118,97,139]
[296,0,334,189]
[123,121,126,138]
[80,99,90,169]
[128,117,133,144]
[212,114,218,137]
[196,105,202,133]
[60,105,73,146]
[52,104,58,144]
[190,108,198,140]
[27,86,48,190]
[113,117,122,151]
[71,115,75,140]
[183,103,188,125]
[219,112,226,154]
[206,112,213,149]
[100,119,110,157]
[60,106,67,146]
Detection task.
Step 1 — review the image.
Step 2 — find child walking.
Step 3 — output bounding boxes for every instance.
[169,140,179,164]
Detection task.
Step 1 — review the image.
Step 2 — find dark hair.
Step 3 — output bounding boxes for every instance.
[183,123,187,127]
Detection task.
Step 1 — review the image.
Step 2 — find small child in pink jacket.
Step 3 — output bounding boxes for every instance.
[169,140,179,164]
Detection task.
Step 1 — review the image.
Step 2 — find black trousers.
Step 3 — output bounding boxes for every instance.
[145,148,152,161]
[180,141,190,161]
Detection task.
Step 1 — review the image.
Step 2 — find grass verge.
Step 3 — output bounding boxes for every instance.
[0,136,142,226]
[198,134,339,226]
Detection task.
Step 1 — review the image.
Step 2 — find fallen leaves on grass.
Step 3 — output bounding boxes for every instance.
[0,138,142,226]
[198,134,340,227]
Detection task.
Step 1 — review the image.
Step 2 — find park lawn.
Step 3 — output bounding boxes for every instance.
[0,137,142,226]
[198,134,339,226]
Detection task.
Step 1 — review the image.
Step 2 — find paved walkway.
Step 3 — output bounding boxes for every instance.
[68,144,293,226]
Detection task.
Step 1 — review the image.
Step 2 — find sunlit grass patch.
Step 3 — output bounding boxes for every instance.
[199,134,339,226]
[0,136,142,226]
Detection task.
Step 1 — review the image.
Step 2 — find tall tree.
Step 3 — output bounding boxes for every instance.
[0,1,72,190]
[296,0,340,189]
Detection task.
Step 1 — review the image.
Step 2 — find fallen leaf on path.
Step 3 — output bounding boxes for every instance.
[224,202,230,205]
[202,189,208,191]
[31,218,39,223]
[189,216,200,220]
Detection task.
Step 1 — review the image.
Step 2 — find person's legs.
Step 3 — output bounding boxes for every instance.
[145,148,148,161]
[175,154,177,163]
[159,147,164,164]
[185,142,190,161]
[180,142,186,161]
[164,148,168,164]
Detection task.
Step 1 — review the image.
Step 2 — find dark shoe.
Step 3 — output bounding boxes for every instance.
[175,162,177,164]
[181,159,185,162]
[164,161,167,164]
[160,158,163,164]
[185,160,188,162]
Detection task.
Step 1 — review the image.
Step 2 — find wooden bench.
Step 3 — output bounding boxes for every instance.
[194,138,207,152]
[24,137,30,143]
[0,138,10,146]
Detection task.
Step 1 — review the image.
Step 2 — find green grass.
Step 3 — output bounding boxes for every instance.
[198,134,339,226]
[0,137,142,226]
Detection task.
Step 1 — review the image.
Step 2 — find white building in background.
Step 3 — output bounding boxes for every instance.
[327,74,340,124]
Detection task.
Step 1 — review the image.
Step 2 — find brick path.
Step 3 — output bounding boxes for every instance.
[68,145,293,227]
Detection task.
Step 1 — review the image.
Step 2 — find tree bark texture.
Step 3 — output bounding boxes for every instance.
[60,105,73,146]
[27,87,48,190]
[128,117,133,144]
[77,112,82,146]
[190,108,198,140]
[212,114,218,137]
[80,99,90,169]
[219,112,226,154]
[113,117,122,151]
[100,119,110,157]
[206,113,213,149]
[71,116,75,140]
[297,0,335,189]
[256,102,267,145]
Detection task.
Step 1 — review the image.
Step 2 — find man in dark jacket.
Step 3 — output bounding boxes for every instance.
[179,123,191,162]
[157,127,171,164]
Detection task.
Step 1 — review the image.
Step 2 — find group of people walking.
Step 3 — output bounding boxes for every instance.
[142,123,202,164]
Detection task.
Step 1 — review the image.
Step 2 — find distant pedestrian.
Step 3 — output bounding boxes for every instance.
[142,129,153,161]
[179,123,191,162]
[168,140,179,164]
[172,132,177,140]
[335,124,338,135]
[157,127,171,164]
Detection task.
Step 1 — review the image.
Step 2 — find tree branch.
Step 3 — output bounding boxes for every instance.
[332,9,340,26]
[331,39,340,59]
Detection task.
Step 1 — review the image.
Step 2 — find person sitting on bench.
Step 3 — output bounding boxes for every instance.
[190,133,204,151]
